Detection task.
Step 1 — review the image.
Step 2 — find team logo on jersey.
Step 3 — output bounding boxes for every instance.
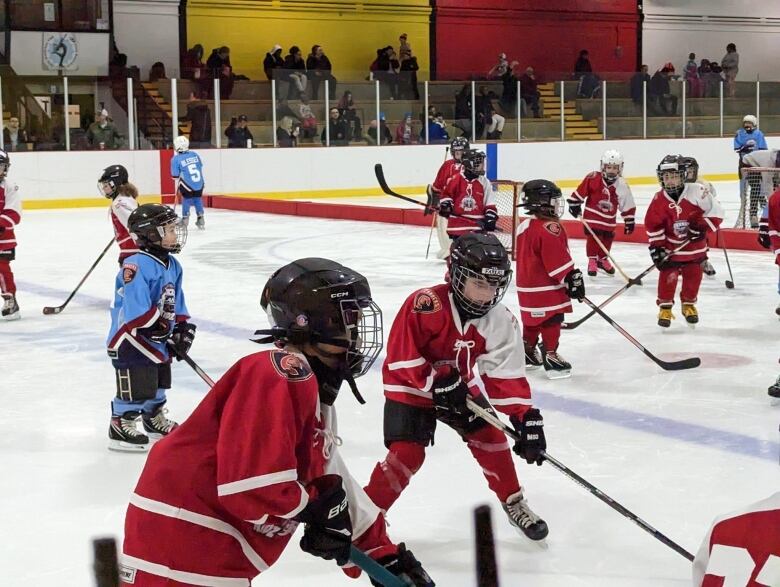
[673,220,689,238]
[544,221,562,236]
[122,263,138,284]
[158,283,176,320]
[413,289,442,313]
[598,199,614,214]
[461,184,477,212]
[271,350,313,381]
[253,518,298,539]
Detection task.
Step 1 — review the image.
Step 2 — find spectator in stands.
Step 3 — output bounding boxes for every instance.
[367,114,393,145]
[276,116,299,147]
[485,105,505,140]
[649,66,678,115]
[721,43,739,98]
[488,53,510,80]
[86,109,123,150]
[423,113,449,144]
[180,92,212,147]
[574,49,600,98]
[108,53,130,81]
[630,64,651,105]
[149,61,167,83]
[283,46,308,99]
[306,45,336,100]
[399,33,412,63]
[182,44,205,80]
[708,59,724,97]
[3,117,29,151]
[225,114,253,148]
[519,67,541,118]
[400,55,420,100]
[395,112,417,145]
[337,90,362,141]
[206,46,234,100]
[499,61,520,113]
[374,47,400,100]
[698,59,716,97]
[452,83,473,138]
[322,107,349,146]
[684,53,702,98]
[298,96,318,140]
[263,45,284,81]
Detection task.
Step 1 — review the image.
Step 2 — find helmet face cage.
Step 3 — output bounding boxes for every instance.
[132,209,187,253]
[682,158,699,182]
[450,263,512,318]
[462,150,486,177]
[600,151,623,184]
[657,162,686,197]
[339,297,383,378]
[451,137,470,160]
[98,179,116,198]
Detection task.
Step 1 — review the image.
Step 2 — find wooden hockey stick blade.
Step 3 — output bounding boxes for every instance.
[350,546,408,587]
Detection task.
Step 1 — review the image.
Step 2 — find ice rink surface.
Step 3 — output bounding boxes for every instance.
[2,199,780,586]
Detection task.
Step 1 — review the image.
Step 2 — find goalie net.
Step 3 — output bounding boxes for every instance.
[491,180,522,258]
[737,167,780,228]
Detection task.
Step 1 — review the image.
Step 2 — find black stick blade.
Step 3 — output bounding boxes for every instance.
[474,505,499,587]
[93,537,120,587]
[658,356,701,371]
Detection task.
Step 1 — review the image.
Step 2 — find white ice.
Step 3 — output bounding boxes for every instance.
[2,199,779,587]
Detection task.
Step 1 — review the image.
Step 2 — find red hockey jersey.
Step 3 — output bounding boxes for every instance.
[645,183,724,264]
[0,178,21,251]
[382,283,533,420]
[761,187,780,265]
[110,194,139,260]
[570,171,636,231]
[440,173,496,236]
[432,158,461,193]
[514,217,574,326]
[692,491,780,587]
[122,350,390,585]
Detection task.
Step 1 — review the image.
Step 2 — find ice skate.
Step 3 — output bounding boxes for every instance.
[524,344,543,370]
[597,257,615,276]
[681,303,699,325]
[701,259,716,276]
[768,376,780,399]
[775,302,780,318]
[195,215,205,230]
[1,293,20,321]
[142,405,179,440]
[657,306,674,328]
[180,215,190,227]
[587,258,597,277]
[109,412,149,452]
[541,347,572,379]
[502,490,549,541]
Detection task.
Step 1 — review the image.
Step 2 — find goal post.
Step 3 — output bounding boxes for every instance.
[737,167,780,228]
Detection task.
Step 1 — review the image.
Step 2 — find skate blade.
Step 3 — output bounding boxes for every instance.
[525,364,543,371]
[510,527,550,550]
[108,439,149,452]
[544,369,571,380]
[686,321,697,329]
[2,313,21,321]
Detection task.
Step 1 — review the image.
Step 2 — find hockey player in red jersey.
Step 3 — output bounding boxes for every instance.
[99,164,139,264]
[430,136,469,196]
[364,233,549,542]
[645,155,724,327]
[692,491,780,587]
[567,149,636,277]
[515,180,586,379]
[120,258,434,587]
[681,156,720,277]
[439,149,498,238]
[0,149,20,320]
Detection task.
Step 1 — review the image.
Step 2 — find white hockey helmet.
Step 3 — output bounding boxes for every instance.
[743,115,758,128]
[600,149,623,184]
[173,135,190,153]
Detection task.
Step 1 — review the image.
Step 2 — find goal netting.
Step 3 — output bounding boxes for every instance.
[491,180,522,258]
[737,167,780,228]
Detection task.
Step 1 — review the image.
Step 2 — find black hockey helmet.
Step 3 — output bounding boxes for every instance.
[128,203,186,254]
[257,258,383,404]
[461,149,486,179]
[520,179,564,218]
[99,164,129,199]
[0,149,10,180]
[450,136,470,160]
[656,155,687,199]
[680,155,699,183]
[448,233,512,318]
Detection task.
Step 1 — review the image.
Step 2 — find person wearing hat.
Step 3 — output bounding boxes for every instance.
[86,109,123,150]
[263,44,284,81]
[225,114,254,148]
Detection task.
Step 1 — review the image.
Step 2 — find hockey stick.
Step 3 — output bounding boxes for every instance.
[175,351,408,587]
[42,237,116,315]
[92,537,120,587]
[474,505,499,587]
[425,148,449,259]
[580,218,638,285]
[562,240,692,330]
[580,296,701,370]
[717,229,735,289]
[465,398,696,562]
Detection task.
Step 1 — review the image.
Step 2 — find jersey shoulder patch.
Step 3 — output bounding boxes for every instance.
[543,221,562,236]
[412,288,442,314]
[122,263,138,284]
[270,350,313,382]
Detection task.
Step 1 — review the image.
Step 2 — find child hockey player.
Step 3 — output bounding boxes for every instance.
[0,149,20,320]
[429,136,469,258]
[516,180,585,378]
[439,149,498,238]
[171,135,206,229]
[99,164,139,264]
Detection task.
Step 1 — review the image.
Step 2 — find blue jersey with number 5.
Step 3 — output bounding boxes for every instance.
[171,151,205,191]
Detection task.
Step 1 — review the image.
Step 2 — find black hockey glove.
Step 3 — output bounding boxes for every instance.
[650,246,669,269]
[481,209,498,232]
[431,368,470,419]
[438,199,453,218]
[758,223,771,249]
[370,543,435,587]
[510,408,546,466]
[624,218,635,235]
[687,225,706,242]
[170,321,197,360]
[298,475,352,567]
[567,200,582,218]
[563,268,585,301]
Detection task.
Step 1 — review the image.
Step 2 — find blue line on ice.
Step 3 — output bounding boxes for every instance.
[19,279,780,463]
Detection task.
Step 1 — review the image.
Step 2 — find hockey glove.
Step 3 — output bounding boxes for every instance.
[687,225,706,242]
[170,321,197,360]
[563,268,585,301]
[482,209,498,232]
[431,368,470,419]
[370,543,435,587]
[142,317,172,343]
[624,218,635,235]
[298,475,353,567]
[650,246,669,269]
[758,223,771,249]
[567,200,582,218]
[510,408,546,466]
[438,199,453,218]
